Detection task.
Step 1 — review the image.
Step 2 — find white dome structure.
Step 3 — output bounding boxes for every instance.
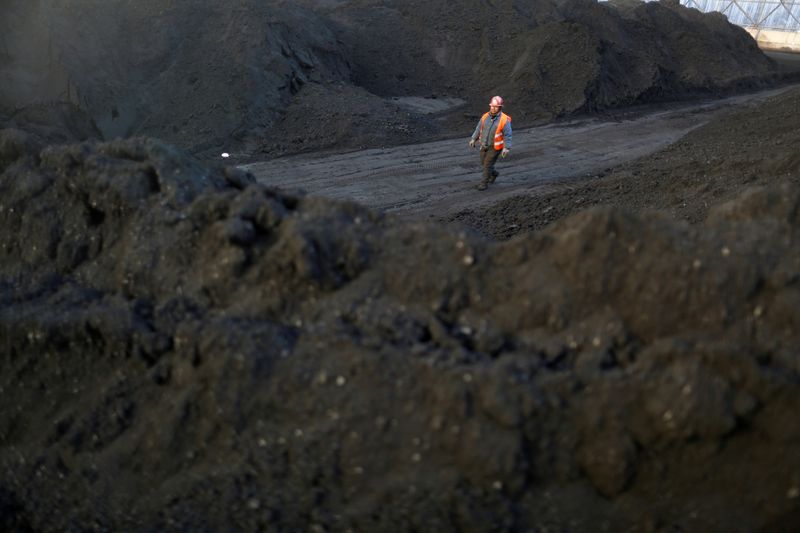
[683,0,800,51]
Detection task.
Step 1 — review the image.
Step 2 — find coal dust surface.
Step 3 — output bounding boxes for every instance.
[2,0,800,532]
[2,124,800,530]
[450,85,800,239]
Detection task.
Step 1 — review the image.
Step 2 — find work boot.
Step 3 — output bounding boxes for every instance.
[476,182,488,191]
[489,170,499,184]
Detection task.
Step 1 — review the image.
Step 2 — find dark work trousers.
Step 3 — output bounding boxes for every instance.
[479,146,501,185]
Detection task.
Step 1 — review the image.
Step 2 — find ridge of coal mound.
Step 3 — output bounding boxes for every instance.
[2,129,799,531]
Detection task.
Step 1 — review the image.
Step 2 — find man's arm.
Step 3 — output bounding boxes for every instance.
[468,118,482,147]
[471,119,482,142]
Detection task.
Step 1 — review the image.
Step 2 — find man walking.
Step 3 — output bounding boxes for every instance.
[468,95,512,190]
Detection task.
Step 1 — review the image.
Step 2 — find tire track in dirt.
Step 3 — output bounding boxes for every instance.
[242,84,800,219]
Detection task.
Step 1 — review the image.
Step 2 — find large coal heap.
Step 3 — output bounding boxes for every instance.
[3,1,800,530]
[1,0,783,159]
[2,127,800,530]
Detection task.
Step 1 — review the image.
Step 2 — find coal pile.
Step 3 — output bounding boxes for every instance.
[0,103,102,148]
[1,0,786,160]
[2,129,800,531]
[3,0,800,530]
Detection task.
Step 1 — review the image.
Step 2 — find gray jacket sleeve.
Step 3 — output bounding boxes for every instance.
[471,118,482,141]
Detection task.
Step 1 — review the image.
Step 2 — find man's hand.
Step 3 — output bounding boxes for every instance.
[501,148,510,158]
[468,139,476,148]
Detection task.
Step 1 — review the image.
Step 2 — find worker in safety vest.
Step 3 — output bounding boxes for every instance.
[468,95,512,190]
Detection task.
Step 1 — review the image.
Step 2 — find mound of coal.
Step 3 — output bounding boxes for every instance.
[1,0,782,160]
[1,0,352,159]
[0,103,102,147]
[312,0,777,117]
[451,84,800,240]
[2,130,800,531]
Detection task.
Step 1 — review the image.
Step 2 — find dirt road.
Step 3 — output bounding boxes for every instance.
[242,84,799,220]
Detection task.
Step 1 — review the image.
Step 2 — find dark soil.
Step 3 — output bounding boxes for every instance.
[0,103,102,147]
[2,1,800,532]
[3,117,800,531]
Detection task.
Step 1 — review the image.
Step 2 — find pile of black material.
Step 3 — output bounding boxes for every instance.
[1,0,783,159]
[2,129,799,531]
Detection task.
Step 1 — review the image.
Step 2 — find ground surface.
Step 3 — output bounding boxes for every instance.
[452,79,800,239]
[243,83,799,222]
[3,80,800,533]
[3,2,800,532]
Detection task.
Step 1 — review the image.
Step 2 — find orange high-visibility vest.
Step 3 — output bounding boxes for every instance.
[480,112,511,150]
